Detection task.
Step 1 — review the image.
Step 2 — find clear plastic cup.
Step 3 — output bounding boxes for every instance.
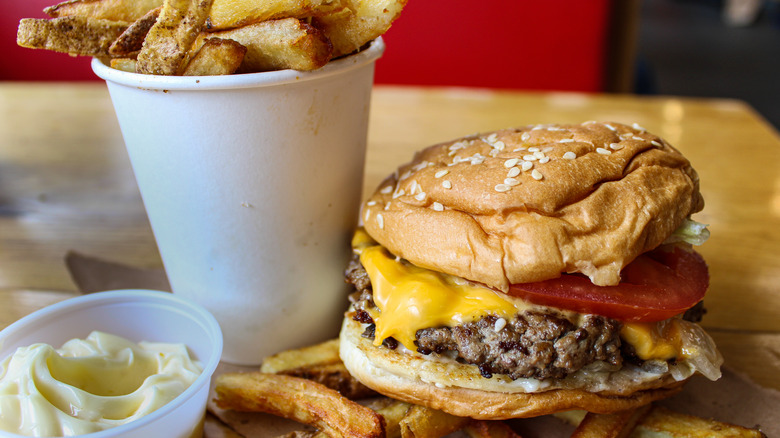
[91,39,385,364]
[0,290,223,438]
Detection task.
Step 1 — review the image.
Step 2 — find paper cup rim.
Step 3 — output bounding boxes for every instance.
[91,37,385,91]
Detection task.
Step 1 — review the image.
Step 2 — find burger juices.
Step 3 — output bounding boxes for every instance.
[339,122,722,419]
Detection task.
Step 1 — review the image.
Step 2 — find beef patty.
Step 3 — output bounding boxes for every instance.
[345,255,705,381]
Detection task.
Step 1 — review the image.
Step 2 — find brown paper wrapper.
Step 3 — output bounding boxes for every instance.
[66,253,780,437]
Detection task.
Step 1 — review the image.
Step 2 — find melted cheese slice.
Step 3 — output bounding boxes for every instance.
[354,230,686,361]
[359,245,521,350]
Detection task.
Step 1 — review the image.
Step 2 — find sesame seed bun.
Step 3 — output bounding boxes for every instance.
[340,316,686,419]
[361,121,703,291]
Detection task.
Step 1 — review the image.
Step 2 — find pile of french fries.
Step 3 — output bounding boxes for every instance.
[17,0,406,76]
[213,339,766,438]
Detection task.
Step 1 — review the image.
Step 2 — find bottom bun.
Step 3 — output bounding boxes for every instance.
[339,316,686,419]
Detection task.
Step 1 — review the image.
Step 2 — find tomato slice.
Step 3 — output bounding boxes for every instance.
[506,246,709,322]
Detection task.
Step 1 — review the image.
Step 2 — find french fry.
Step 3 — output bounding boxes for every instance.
[136,0,214,75]
[630,406,766,438]
[109,6,161,57]
[260,338,376,399]
[464,421,522,438]
[110,57,136,72]
[214,371,385,438]
[398,404,471,438]
[45,0,163,23]
[277,432,319,438]
[207,0,345,30]
[261,338,342,373]
[191,18,332,72]
[17,16,128,57]
[369,398,413,438]
[283,398,465,438]
[279,362,378,399]
[312,0,406,57]
[183,38,246,75]
[571,406,651,438]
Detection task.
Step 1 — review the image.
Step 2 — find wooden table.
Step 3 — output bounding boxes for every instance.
[2,82,780,393]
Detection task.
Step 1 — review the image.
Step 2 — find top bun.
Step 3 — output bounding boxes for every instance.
[361,122,703,291]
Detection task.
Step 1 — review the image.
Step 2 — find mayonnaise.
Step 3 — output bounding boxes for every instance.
[0,331,203,437]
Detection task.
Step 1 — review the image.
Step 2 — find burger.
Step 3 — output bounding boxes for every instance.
[339,121,722,419]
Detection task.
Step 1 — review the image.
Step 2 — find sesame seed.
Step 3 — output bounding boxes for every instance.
[399,170,411,180]
[632,136,644,141]
[384,203,390,210]
[547,126,564,131]
[507,167,521,178]
[433,202,444,211]
[380,186,392,194]
[521,161,534,171]
[539,156,550,163]
[531,169,543,180]
[409,180,419,195]
[494,317,507,332]
[521,132,531,141]
[632,123,646,132]
[504,158,520,168]
[651,140,663,148]
[609,143,624,150]
[367,200,377,206]
[442,180,452,189]
[486,133,498,144]
[543,147,554,153]
[412,161,429,171]
[604,123,617,131]
[583,120,597,125]
[559,138,574,143]
[415,192,427,201]
[435,170,449,178]
[494,184,511,192]
[364,209,370,221]
[597,148,612,155]
[523,154,538,161]
[504,177,520,186]
[494,140,506,150]
[532,125,544,131]
[392,189,405,199]
[563,151,577,160]
[512,147,526,152]
[376,213,384,229]
[534,151,545,159]
[528,147,540,152]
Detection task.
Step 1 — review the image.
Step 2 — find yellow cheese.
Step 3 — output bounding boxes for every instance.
[359,245,520,350]
[620,320,684,361]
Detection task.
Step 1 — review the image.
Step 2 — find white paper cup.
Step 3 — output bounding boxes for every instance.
[92,39,384,365]
[0,290,222,438]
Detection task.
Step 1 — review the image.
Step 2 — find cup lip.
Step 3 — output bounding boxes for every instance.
[0,289,223,438]
[92,37,385,91]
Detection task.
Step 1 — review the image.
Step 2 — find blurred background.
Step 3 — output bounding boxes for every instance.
[2,0,778,129]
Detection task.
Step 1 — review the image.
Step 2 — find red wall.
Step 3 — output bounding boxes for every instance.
[3,0,612,91]
[376,0,612,92]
